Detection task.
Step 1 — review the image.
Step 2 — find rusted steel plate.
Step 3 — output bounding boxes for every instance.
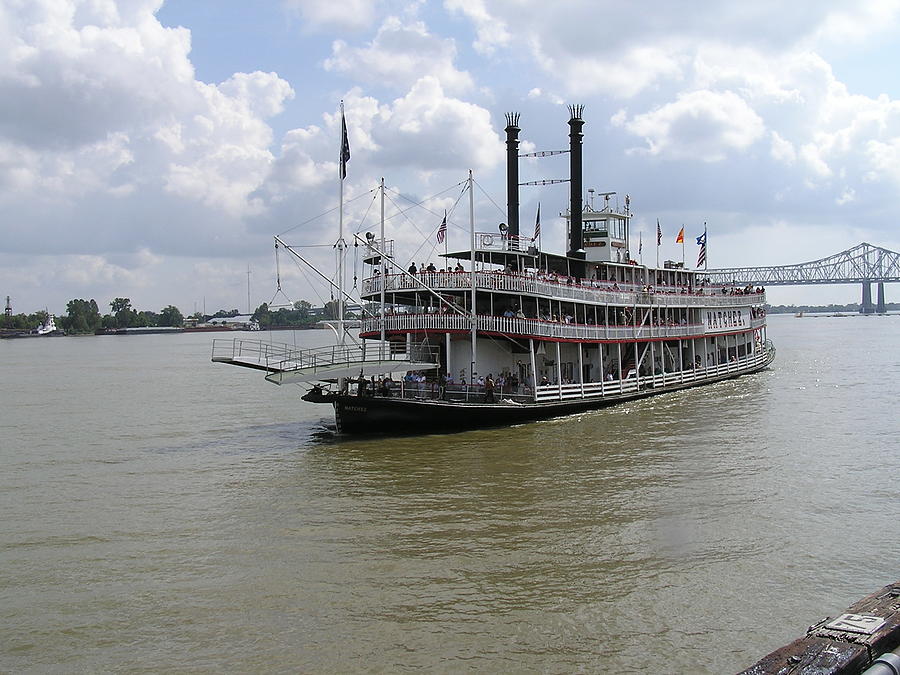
[740,582,900,674]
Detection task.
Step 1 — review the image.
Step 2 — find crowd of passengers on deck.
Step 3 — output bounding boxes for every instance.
[381,263,765,298]
[344,335,759,403]
[345,369,527,402]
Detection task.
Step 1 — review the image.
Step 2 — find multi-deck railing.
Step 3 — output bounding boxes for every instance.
[361,272,765,308]
[354,340,775,404]
[360,313,767,341]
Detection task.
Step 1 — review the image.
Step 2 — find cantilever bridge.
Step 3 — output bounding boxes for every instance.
[704,242,900,313]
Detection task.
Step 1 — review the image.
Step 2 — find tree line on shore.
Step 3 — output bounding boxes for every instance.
[2,298,187,333]
[2,297,342,334]
[6,297,894,334]
[249,300,342,328]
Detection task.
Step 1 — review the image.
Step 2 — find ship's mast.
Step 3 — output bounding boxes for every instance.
[336,101,349,345]
[379,177,386,349]
[469,169,476,382]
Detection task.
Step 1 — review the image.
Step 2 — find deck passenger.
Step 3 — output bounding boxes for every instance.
[484,374,495,403]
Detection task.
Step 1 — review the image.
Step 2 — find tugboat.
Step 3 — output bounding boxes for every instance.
[34,315,62,335]
[213,106,775,434]
[2,313,65,339]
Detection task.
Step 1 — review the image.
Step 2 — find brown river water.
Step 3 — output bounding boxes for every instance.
[2,314,899,673]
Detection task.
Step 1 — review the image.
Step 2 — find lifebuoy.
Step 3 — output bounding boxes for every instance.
[482,234,493,247]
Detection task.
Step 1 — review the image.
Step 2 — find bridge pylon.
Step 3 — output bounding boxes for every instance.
[860,281,875,314]
[876,281,886,314]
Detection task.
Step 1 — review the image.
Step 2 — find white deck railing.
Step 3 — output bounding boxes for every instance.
[361,313,767,341]
[533,343,775,402]
[352,342,775,404]
[362,272,765,308]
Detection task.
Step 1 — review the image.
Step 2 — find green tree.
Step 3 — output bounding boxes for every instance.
[159,305,184,327]
[110,297,131,313]
[110,298,134,328]
[251,302,272,328]
[135,310,157,327]
[294,299,312,318]
[323,300,339,320]
[3,310,50,331]
[62,298,102,333]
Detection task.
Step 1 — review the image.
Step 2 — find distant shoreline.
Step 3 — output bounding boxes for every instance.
[0,325,320,339]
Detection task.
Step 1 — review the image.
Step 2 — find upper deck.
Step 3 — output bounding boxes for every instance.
[361,270,766,309]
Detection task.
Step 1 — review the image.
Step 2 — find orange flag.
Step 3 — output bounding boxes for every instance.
[675,226,684,244]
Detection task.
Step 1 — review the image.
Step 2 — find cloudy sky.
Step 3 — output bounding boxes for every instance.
[4,0,900,316]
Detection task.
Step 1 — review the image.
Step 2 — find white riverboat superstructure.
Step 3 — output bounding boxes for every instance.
[213,107,775,434]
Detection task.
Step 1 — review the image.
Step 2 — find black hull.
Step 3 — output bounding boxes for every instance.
[329,357,774,435]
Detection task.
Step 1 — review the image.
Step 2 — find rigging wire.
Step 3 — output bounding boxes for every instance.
[351,190,379,237]
[472,178,508,218]
[382,180,466,224]
[383,182,470,266]
[383,192,444,266]
[277,187,377,237]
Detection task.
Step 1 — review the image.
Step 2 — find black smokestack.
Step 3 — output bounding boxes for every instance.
[505,112,520,241]
[567,105,585,273]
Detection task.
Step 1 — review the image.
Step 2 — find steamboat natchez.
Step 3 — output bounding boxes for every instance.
[212,107,775,434]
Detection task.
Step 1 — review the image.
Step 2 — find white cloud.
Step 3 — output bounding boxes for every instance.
[770,131,797,164]
[813,0,900,45]
[372,77,504,171]
[0,0,295,250]
[256,78,503,207]
[325,16,473,94]
[617,90,765,161]
[284,0,377,32]
[444,0,510,55]
[835,187,856,204]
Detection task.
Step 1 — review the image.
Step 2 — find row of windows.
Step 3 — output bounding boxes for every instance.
[583,218,626,239]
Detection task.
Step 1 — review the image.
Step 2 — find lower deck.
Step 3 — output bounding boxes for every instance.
[326,343,776,434]
[383,325,768,397]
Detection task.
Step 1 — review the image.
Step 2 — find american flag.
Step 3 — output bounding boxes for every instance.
[696,228,707,267]
[436,212,447,244]
[656,219,661,245]
[532,203,541,241]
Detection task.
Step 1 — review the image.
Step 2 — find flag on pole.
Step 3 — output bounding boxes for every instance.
[675,226,684,244]
[532,202,541,241]
[696,227,707,267]
[656,219,662,245]
[340,105,350,180]
[436,211,447,244]
[639,231,643,256]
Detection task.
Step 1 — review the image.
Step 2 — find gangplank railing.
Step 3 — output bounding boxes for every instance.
[211,339,440,375]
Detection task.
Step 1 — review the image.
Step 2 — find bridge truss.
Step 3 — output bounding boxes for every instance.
[704,243,900,286]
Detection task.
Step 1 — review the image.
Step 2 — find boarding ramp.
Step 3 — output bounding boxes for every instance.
[211,338,440,385]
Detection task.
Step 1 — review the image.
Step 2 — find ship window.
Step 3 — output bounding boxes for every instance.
[585,219,607,235]
[610,220,623,239]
